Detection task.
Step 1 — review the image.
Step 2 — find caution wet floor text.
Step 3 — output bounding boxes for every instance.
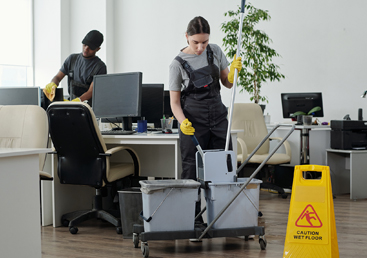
[283,165,339,257]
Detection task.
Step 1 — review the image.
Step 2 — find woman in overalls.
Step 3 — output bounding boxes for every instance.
[169,16,242,221]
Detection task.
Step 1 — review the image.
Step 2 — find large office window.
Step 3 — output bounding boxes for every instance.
[0,0,33,87]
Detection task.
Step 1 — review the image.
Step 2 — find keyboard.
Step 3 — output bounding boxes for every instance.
[147,128,162,132]
[101,130,136,135]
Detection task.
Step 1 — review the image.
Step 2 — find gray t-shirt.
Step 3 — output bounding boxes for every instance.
[60,53,107,93]
[169,43,229,91]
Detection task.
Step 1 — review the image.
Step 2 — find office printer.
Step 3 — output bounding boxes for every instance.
[330,120,367,149]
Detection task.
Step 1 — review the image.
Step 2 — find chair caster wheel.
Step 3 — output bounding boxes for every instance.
[133,233,139,248]
[69,226,78,234]
[141,242,149,257]
[259,235,267,250]
[61,219,69,227]
[281,193,288,199]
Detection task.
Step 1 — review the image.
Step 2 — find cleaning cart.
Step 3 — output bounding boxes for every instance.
[133,121,294,257]
[132,1,295,257]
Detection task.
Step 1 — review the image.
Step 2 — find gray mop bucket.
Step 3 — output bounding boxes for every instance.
[139,179,200,232]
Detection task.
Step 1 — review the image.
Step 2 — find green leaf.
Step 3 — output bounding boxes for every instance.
[290,111,306,117]
[308,106,321,115]
[220,2,285,104]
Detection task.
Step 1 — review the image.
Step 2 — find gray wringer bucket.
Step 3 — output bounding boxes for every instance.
[139,179,200,232]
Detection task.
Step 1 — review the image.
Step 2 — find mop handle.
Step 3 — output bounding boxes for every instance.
[241,0,246,12]
[190,135,204,160]
[225,0,246,151]
[198,126,296,240]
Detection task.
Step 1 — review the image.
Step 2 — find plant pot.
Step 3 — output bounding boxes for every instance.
[302,115,313,126]
[296,115,303,125]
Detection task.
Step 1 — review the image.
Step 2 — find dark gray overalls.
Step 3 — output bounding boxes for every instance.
[175,44,232,180]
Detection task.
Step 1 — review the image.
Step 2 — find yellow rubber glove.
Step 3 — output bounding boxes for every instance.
[64,98,81,102]
[45,82,57,93]
[43,82,57,101]
[180,118,195,135]
[227,54,242,84]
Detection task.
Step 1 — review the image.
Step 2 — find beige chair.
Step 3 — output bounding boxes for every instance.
[0,105,52,180]
[231,103,292,197]
[47,102,140,234]
[232,103,291,164]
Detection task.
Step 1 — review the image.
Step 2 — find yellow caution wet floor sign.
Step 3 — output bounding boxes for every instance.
[283,165,339,257]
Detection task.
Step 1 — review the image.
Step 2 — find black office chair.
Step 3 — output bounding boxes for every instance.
[47,102,140,234]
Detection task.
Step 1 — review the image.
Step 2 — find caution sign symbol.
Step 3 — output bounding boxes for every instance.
[295,204,322,228]
[283,166,339,257]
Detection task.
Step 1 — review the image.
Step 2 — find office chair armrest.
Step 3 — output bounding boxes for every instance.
[269,137,292,159]
[40,170,53,181]
[105,146,126,155]
[46,147,57,154]
[106,146,141,177]
[100,146,127,156]
[237,137,248,162]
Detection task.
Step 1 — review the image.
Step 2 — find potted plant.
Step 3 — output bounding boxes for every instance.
[290,106,322,125]
[221,2,285,109]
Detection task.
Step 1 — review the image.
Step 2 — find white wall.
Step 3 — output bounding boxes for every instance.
[113,0,367,123]
[113,0,230,84]
[68,0,108,60]
[34,0,367,123]
[253,0,367,123]
[34,0,62,88]
[34,0,110,90]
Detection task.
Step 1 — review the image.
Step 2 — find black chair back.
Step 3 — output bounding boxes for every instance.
[47,103,106,188]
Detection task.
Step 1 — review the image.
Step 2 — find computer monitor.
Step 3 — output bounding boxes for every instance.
[132,83,164,128]
[163,90,178,128]
[163,90,173,118]
[92,72,142,131]
[40,88,64,110]
[0,87,40,105]
[281,92,324,118]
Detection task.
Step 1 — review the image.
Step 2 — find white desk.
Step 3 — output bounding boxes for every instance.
[50,130,240,227]
[0,148,50,258]
[326,148,367,200]
[103,132,182,178]
[104,130,241,178]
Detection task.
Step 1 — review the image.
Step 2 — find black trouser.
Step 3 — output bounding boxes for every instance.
[180,95,232,219]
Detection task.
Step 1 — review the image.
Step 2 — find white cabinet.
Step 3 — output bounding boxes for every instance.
[0,148,50,258]
[327,149,367,200]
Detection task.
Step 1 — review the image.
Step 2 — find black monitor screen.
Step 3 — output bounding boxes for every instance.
[163,90,178,128]
[163,90,173,118]
[281,92,324,118]
[92,72,142,131]
[0,87,40,105]
[132,84,164,128]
